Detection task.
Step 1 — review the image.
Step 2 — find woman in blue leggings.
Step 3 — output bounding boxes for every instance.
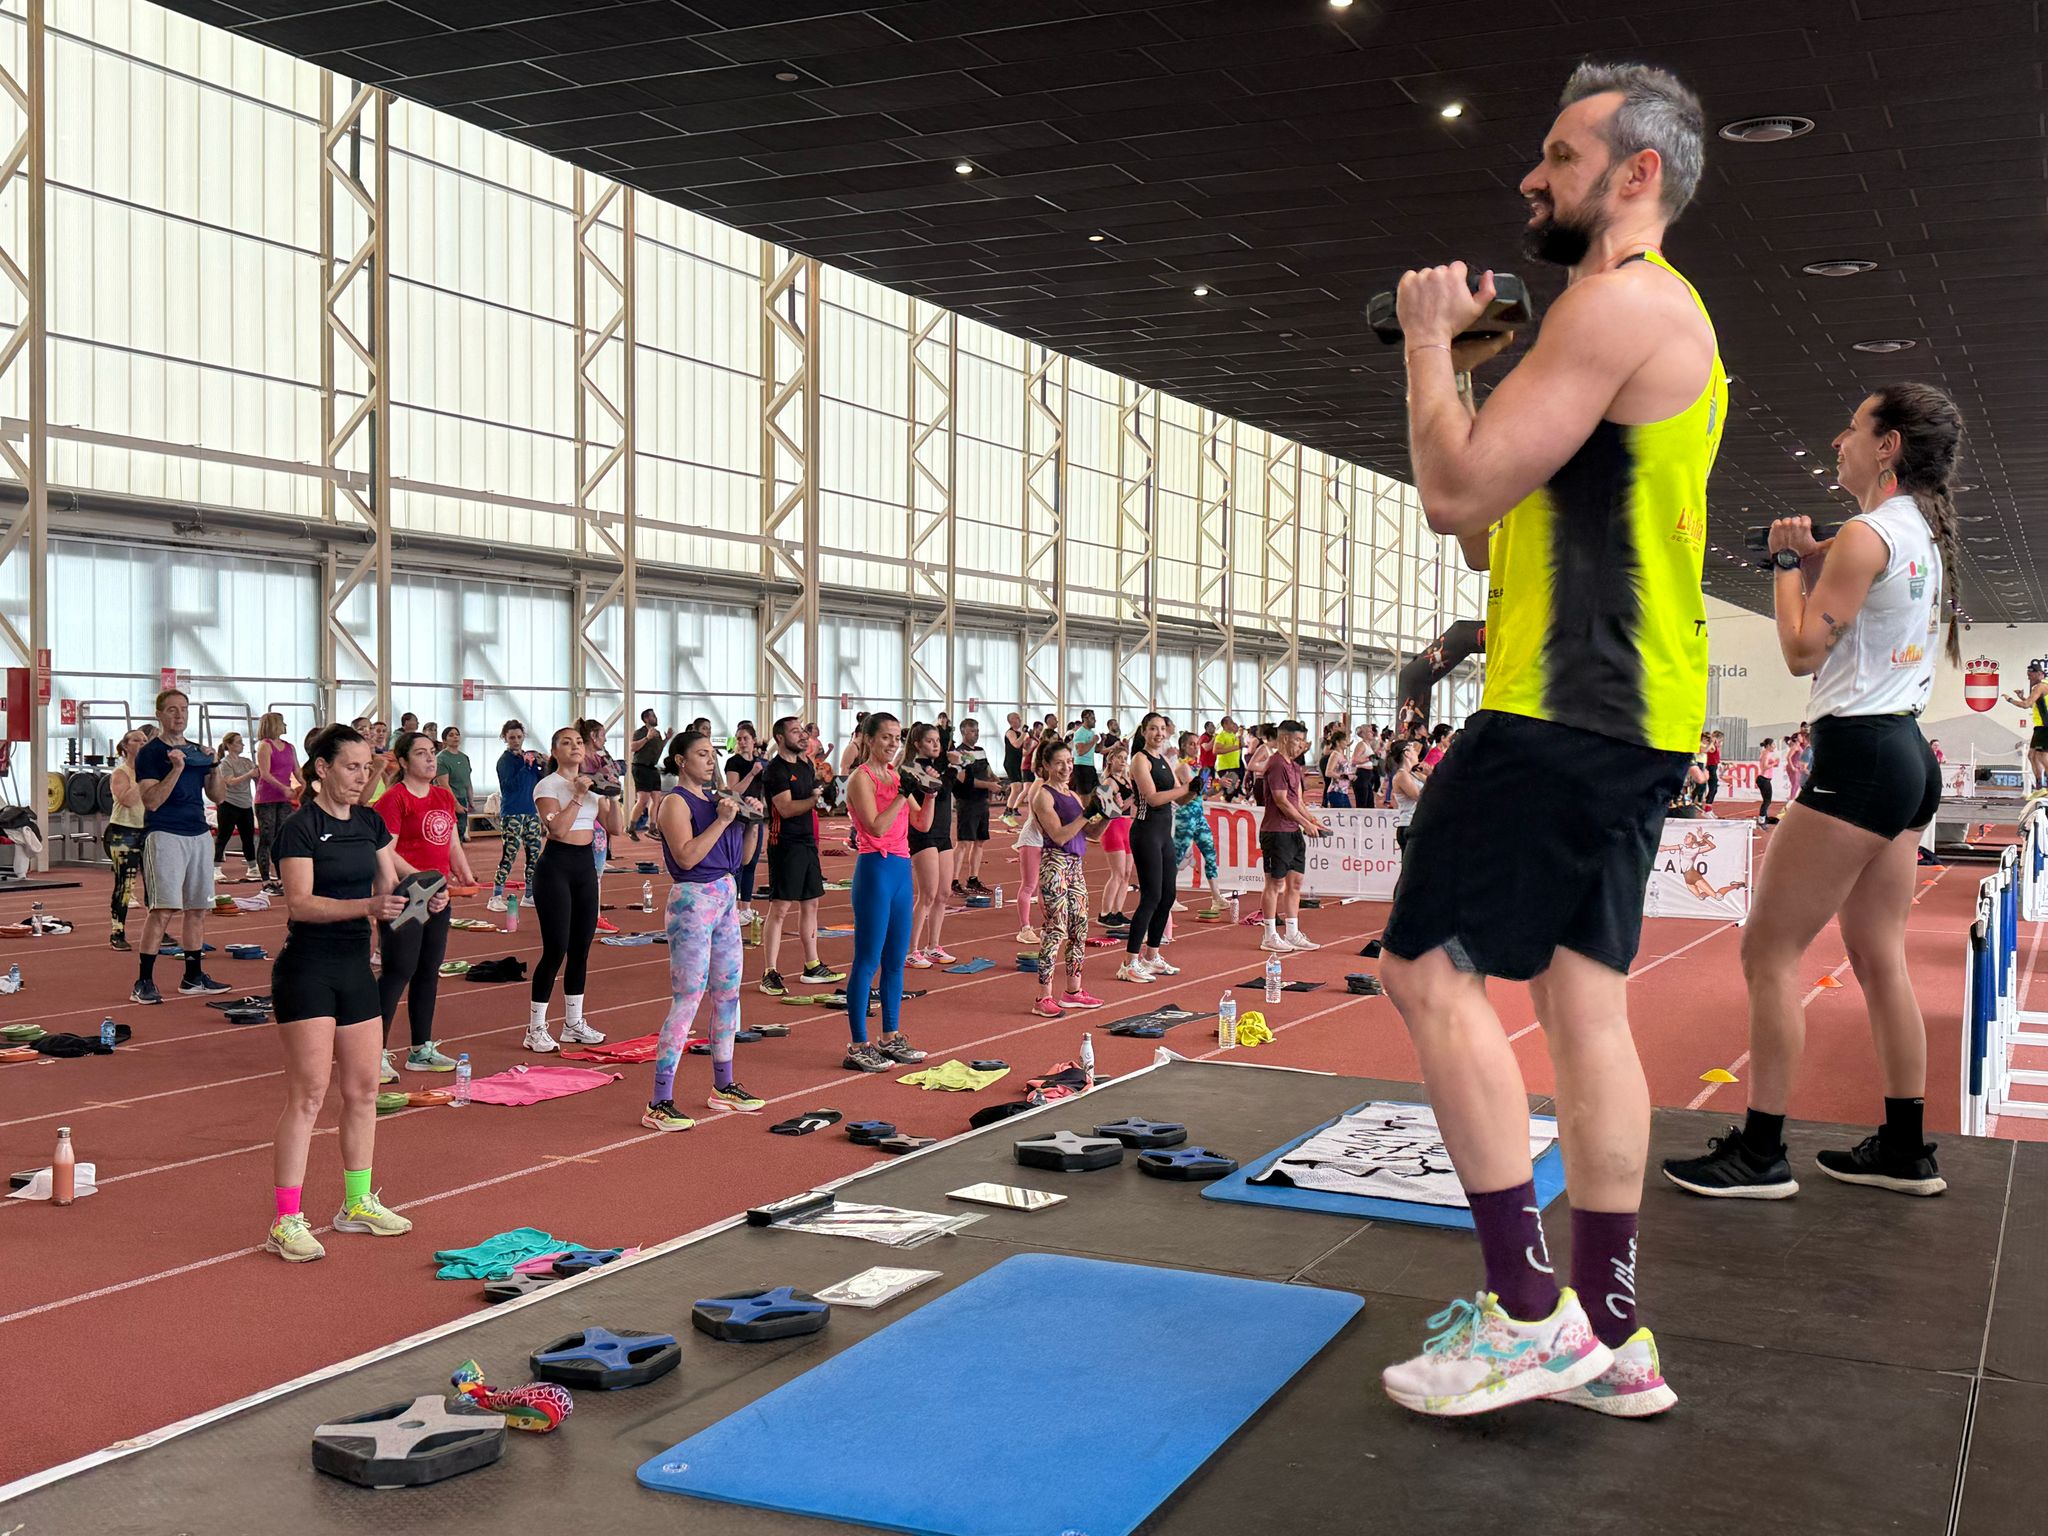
[841,712,933,1075]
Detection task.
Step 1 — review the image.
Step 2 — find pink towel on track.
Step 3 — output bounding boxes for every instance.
[561,1032,661,1064]
[463,1065,623,1106]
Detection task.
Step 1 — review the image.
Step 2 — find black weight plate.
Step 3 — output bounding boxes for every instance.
[1136,1146,1239,1181]
[65,771,99,815]
[530,1326,680,1390]
[550,1248,625,1278]
[310,1394,505,1489]
[845,1120,896,1145]
[95,773,114,815]
[1092,1117,1188,1149]
[1014,1131,1124,1172]
[691,1286,831,1343]
[482,1273,558,1305]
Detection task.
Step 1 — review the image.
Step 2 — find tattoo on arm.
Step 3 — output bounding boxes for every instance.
[1821,611,1849,650]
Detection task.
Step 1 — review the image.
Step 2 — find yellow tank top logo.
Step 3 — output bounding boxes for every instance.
[1670,505,1704,550]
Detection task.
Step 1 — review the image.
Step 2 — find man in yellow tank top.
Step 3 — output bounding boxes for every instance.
[2009,659,2048,794]
[1375,62,1720,1423]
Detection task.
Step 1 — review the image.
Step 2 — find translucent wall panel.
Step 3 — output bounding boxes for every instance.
[818,616,904,755]
[955,627,1020,741]
[580,594,757,737]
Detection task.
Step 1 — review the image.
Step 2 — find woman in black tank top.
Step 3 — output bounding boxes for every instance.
[1122,713,1197,983]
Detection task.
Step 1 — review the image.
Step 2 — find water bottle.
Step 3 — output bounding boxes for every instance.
[505,892,520,932]
[1218,990,1237,1050]
[1227,891,1240,925]
[52,1127,75,1205]
[452,1053,472,1107]
[1264,955,1282,1003]
[29,901,44,935]
[1078,1030,1094,1076]
[993,884,1004,910]
[641,879,654,914]
[99,1017,115,1051]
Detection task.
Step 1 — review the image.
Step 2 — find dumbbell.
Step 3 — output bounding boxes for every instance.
[1368,271,1535,346]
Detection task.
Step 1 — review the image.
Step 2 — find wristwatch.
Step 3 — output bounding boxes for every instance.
[1772,548,1803,571]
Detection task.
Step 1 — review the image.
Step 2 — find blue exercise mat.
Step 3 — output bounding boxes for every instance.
[637,1252,1360,1536]
[1202,1101,1566,1229]
[943,955,994,974]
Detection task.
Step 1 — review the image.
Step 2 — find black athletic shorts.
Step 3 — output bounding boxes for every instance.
[632,763,659,793]
[2032,726,2048,752]
[908,825,953,855]
[1795,714,1941,839]
[1073,765,1099,796]
[1383,710,1689,980]
[956,800,991,843]
[766,838,823,902]
[272,930,381,1026]
[1260,826,1307,878]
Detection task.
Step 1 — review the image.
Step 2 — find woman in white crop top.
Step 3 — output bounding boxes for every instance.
[1665,382,1964,1205]
[523,726,609,1056]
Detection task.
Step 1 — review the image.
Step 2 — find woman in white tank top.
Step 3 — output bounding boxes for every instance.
[1664,383,1964,1205]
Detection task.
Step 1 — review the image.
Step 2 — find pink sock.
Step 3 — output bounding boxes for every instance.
[274,1186,302,1220]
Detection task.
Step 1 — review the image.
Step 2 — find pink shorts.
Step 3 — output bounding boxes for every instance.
[1103,816,1131,854]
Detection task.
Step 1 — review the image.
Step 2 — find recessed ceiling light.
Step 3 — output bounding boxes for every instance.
[774,71,799,82]
[1811,467,1825,474]
[1803,258,1876,277]
[1088,233,1105,242]
[1793,449,1807,457]
[1718,114,1815,143]
[1440,103,1464,120]
[1852,338,1917,353]
[1827,483,1840,491]
[1328,0,1354,8]
[954,162,973,175]
[1192,285,1210,297]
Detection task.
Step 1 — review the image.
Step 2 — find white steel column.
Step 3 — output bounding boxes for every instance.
[1317,456,1353,724]
[1115,378,1156,718]
[571,173,636,734]
[1195,411,1233,721]
[0,0,46,863]
[319,78,391,726]
[906,303,955,716]
[1367,474,1404,657]
[759,247,820,729]
[1021,344,1067,724]
[1261,438,1301,719]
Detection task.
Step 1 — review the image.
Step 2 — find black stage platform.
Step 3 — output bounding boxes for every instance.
[6,1059,2039,1535]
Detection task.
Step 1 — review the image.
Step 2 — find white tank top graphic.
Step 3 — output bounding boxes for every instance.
[1807,493,1941,720]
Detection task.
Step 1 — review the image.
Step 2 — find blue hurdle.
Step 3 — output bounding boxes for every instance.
[1960,801,2048,1135]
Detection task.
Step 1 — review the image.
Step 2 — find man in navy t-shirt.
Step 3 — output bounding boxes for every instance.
[130,688,228,1004]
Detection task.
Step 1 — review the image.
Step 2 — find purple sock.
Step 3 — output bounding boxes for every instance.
[713,1057,734,1091]
[1466,1182,1560,1322]
[651,1066,676,1104]
[1570,1207,1639,1348]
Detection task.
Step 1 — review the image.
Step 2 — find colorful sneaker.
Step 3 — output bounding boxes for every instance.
[1032,997,1064,1019]
[800,962,845,986]
[560,1019,605,1046]
[1662,1128,1798,1199]
[333,1190,413,1237]
[1148,956,1182,976]
[904,949,933,970]
[876,1033,926,1064]
[522,1022,559,1054]
[179,971,231,995]
[1551,1328,1678,1418]
[843,1043,892,1073]
[1116,960,1158,985]
[707,1082,767,1113]
[1016,926,1041,945]
[265,1214,325,1263]
[486,894,509,912]
[642,1098,695,1131]
[594,915,620,934]
[1815,1132,1946,1196]
[1381,1290,1612,1418]
[759,969,788,997]
[1059,990,1105,1011]
[379,1050,399,1085]
[405,1041,457,1072]
[927,947,958,966]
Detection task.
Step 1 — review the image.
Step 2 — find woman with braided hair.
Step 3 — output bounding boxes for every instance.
[1667,382,1963,1204]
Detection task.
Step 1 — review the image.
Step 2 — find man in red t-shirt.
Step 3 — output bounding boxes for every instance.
[1197,724,1218,794]
[1258,721,1330,954]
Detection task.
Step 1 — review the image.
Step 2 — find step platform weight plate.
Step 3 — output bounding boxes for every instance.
[1092,1117,1188,1149]
[1136,1146,1239,1181]
[530,1326,681,1390]
[692,1285,831,1343]
[310,1394,506,1489]
[1014,1131,1124,1172]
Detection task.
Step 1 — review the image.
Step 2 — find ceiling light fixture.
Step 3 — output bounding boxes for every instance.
[1192,285,1210,297]
[1718,114,1815,143]
[1328,0,1354,8]
[1440,103,1464,120]
[1802,258,1876,277]
[1793,449,1807,457]
[954,161,973,175]
[774,71,799,82]
[1852,338,1916,353]
[1088,233,1105,242]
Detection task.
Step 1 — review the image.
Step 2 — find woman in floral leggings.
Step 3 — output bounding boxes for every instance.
[489,721,546,911]
[1172,731,1223,913]
[1028,742,1102,1018]
[642,731,765,1131]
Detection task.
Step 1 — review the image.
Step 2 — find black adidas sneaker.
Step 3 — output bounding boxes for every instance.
[1815,1133,1946,1196]
[1662,1128,1798,1199]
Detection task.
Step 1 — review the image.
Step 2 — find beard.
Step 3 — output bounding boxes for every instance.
[1521,166,1613,267]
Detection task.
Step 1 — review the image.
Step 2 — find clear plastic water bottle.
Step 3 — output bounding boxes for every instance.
[505,892,520,932]
[1264,955,1282,1003]
[1078,1030,1094,1075]
[99,1016,115,1051]
[641,879,654,914]
[452,1052,472,1107]
[1218,989,1237,1050]
[993,884,1004,910]
[28,901,44,936]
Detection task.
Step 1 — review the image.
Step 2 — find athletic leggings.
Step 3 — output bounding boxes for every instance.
[530,843,598,1004]
[105,825,145,939]
[494,813,544,893]
[1037,848,1088,990]
[213,804,256,864]
[1173,801,1217,882]
[255,801,290,881]
[652,876,742,1101]
[1126,815,1177,954]
[846,852,913,1044]
[1758,777,1774,820]
[736,837,761,904]
[379,904,450,1049]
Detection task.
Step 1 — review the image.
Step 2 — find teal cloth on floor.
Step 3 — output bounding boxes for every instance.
[942,956,994,974]
[433,1226,583,1280]
[637,1253,1361,1535]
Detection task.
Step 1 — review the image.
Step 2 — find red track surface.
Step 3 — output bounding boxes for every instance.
[0,808,2022,1487]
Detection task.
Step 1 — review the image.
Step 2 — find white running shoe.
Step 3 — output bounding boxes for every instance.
[486,894,508,912]
[1259,932,1292,952]
[1115,960,1157,985]
[1283,930,1320,951]
[378,1049,398,1085]
[1550,1327,1678,1418]
[522,1022,559,1053]
[1381,1289,1612,1418]
[1147,956,1182,976]
[560,1019,605,1045]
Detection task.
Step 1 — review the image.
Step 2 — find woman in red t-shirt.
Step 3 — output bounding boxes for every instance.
[375,732,478,1078]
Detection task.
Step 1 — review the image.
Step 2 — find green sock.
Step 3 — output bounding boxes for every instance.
[343,1167,372,1205]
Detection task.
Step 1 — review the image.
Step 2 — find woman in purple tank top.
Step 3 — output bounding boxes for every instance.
[254,711,298,890]
[1028,741,1101,1018]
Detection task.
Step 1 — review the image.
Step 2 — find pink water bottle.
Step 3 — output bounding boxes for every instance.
[506,891,521,932]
